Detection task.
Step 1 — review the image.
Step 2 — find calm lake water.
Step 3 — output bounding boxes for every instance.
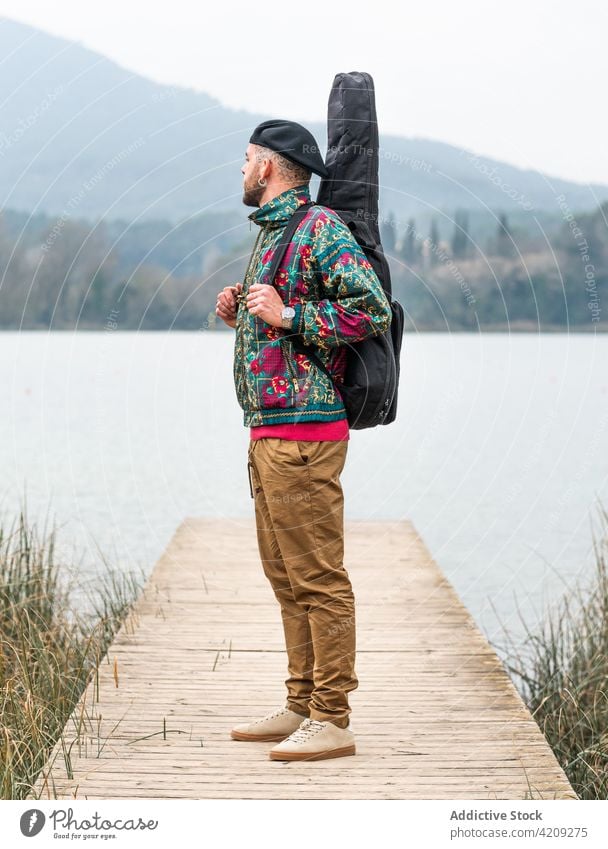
[2,331,608,659]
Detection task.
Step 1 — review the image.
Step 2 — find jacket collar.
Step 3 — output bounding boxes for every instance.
[248,184,312,228]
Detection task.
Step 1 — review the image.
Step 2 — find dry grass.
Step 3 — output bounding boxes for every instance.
[0,510,143,800]
[499,501,608,799]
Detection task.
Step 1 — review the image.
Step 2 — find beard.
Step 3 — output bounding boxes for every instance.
[242,174,265,208]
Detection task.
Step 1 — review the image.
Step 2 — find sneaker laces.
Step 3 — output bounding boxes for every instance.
[253,706,290,726]
[286,718,326,743]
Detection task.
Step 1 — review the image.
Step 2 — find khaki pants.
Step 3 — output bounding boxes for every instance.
[247,437,358,729]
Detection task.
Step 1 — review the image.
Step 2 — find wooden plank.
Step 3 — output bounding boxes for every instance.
[32,518,577,800]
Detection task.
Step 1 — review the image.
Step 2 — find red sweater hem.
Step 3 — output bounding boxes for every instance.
[249,418,349,441]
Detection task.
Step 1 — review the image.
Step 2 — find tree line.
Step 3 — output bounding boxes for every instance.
[381,204,606,329]
[0,202,605,331]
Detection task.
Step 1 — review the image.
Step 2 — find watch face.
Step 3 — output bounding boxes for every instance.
[282,307,295,319]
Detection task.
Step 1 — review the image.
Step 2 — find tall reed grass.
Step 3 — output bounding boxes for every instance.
[500,501,608,799]
[0,510,143,800]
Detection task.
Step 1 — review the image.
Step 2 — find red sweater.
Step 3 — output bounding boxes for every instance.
[250,418,349,441]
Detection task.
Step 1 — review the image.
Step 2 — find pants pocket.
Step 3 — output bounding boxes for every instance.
[247,440,262,498]
[280,439,311,465]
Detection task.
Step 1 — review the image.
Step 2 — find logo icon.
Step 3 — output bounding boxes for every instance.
[20,810,46,837]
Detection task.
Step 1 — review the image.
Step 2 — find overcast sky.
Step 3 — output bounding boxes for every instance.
[1,0,606,185]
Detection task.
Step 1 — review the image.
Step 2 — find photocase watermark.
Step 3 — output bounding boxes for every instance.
[327,615,355,637]
[93,306,121,439]
[19,806,158,837]
[555,193,601,323]
[460,149,534,212]
[41,137,146,253]
[267,491,311,504]
[150,85,182,103]
[20,808,46,837]
[0,85,65,155]
[199,310,217,331]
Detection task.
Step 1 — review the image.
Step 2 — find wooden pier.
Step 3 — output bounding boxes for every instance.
[33,518,576,800]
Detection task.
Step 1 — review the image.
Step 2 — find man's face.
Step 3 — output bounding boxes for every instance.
[241,144,266,208]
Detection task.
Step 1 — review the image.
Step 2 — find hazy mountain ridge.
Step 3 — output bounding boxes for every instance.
[1,16,606,226]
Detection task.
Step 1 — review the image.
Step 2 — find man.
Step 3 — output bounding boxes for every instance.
[215,119,392,761]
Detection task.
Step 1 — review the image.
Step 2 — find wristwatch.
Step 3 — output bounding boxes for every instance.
[281,306,296,330]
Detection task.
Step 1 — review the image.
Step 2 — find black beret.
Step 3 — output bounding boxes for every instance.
[249,119,329,178]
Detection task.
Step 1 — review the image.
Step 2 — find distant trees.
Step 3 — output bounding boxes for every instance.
[0,209,245,330]
[378,201,608,330]
[491,212,518,258]
[386,209,472,266]
[451,210,471,259]
[428,219,440,267]
[397,218,420,265]
[379,207,537,266]
[380,212,396,253]
[0,201,606,331]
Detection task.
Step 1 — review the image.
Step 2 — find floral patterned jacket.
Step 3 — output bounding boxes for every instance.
[233,183,392,427]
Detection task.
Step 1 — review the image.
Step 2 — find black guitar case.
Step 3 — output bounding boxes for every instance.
[316,71,404,427]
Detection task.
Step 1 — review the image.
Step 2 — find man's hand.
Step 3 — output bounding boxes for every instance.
[216,283,243,328]
[246,283,284,327]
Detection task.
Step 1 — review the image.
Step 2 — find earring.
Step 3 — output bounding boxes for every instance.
[257,177,267,187]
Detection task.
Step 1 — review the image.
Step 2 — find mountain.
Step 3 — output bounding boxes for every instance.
[1,16,606,226]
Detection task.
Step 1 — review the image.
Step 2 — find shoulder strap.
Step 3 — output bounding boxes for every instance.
[263,201,315,287]
[264,200,337,386]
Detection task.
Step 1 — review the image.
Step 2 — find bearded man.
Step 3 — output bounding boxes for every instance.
[216,119,391,761]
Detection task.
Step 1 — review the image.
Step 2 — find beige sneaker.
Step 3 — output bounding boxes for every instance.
[230,706,307,742]
[268,718,356,761]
